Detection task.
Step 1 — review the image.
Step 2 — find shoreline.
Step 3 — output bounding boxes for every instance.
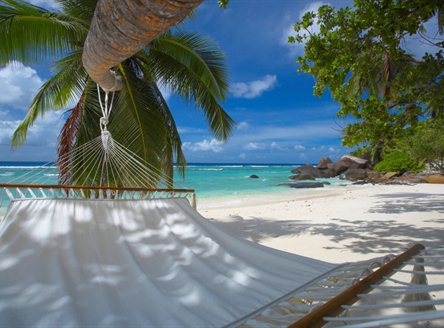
[198,183,444,263]
[197,184,354,210]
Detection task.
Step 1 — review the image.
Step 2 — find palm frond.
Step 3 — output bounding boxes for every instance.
[56,0,98,23]
[58,91,85,184]
[110,61,173,186]
[123,57,187,183]
[150,31,228,99]
[145,32,234,140]
[11,49,87,146]
[149,80,187,179]
[117,63,167,161]
[0,0,86,64]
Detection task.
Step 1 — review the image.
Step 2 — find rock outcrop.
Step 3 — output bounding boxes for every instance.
[291,164,320,177]
[317,157,333,169]
[340,168,368,181]
[278,182,325,188]
[249,175,259,179]
[341,155,369,168]
[286,154,433,186]
[333,155,370,175]
[381,172,398,180]
[319,166,337,178]
[423,175,444,184]
[289,173,315,181]
[357,171,428,185]
[290,155,370,181]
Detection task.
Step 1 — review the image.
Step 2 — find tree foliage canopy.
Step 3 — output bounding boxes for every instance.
[403,119,444,172]
[290,0,444,161]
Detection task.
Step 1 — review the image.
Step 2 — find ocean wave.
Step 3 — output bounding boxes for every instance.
[44,173,59,177]
[248,165,269,168]
[220,165,243,168]
[198,168,223,171]
[0,172,13,176]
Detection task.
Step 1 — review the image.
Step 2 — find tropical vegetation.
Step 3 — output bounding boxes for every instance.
[290,0,444,167]
[401,119,444,173]
[374,151,424,174]
[0,0,233,187]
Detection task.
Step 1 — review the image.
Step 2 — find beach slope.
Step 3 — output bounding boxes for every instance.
[200,183,444,263]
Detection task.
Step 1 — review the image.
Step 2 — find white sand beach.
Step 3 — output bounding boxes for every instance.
[199,183,444,263]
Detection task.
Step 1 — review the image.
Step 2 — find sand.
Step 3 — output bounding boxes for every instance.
[198,183,444,263]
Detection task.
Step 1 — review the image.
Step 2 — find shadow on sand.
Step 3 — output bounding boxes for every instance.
[210,191,444,256]
[368,192,444,214]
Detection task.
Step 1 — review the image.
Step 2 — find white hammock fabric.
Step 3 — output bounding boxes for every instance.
[0,197,334,327]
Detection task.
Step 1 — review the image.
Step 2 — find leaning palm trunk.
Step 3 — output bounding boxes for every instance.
[83,0,203,91]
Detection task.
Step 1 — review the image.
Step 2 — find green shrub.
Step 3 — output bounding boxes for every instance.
[351,146,371,161]
[374,151,424,173]
[407,119,444,173]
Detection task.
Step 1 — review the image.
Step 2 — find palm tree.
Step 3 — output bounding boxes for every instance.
[0,0,233,188]
[83,0,203,91]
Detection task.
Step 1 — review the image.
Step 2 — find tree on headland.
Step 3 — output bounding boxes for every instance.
[404,119,444,173]
[290,0,444,164]
[0,0,233,187]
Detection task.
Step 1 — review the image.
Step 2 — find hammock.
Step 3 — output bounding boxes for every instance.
[0,194,332,327]
[0,187,443,327]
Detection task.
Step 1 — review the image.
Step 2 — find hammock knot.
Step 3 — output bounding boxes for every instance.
[101,130,113,159]
[100,117,109,132]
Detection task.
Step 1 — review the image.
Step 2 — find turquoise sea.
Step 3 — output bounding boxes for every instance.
[0,162,349,213]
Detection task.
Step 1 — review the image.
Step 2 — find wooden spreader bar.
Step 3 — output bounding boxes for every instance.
[288,243,425,328]
[0,183,197,209]
[0,183,195,193]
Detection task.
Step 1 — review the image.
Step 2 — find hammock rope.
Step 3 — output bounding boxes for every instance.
[7,85,178,189]
[231,244,444,328]
[0,83,195,209]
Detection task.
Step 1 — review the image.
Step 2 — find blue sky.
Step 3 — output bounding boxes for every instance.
[0,0,435,164]
[169,0,352,164]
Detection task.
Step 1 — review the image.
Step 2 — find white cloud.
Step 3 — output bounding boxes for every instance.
[230,75,277,99]
[294,144,306,151]
[244,141,287,152]
[244,142,266,150]
[0,119,21,144]
[238,153,246,159]
[282,1,330,56]
[29,0,59,10]
[270,141,284,151]
[236,121,250,130]
[0,111,63,151]
[177,126,207,134]
[0,62,44,110]
[183,139,224,153]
